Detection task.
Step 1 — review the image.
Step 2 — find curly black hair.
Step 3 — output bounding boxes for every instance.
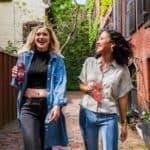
[96,30,133,66]
[106,30,133,66]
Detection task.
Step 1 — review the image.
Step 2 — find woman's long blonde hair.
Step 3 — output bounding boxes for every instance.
[21,25,61,55]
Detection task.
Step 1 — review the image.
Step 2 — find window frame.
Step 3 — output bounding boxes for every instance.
[125,0,136,38]
[22,21,44,43]
[143,0,150,26]
[137,0,144,27]
[116,0,122,32]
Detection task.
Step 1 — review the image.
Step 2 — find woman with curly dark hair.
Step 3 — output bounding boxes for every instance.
[78,30,133,150]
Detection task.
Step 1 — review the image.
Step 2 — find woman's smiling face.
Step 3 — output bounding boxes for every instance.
[34,27,50,52]
[96,31,112,55]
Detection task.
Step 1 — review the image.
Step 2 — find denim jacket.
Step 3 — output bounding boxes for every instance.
[11,50,68,146]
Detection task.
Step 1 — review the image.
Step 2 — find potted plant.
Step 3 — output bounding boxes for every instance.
[136,111,150,149]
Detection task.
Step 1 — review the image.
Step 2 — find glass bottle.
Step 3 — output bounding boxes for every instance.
[17,62,26,84]
[92,83,103,102]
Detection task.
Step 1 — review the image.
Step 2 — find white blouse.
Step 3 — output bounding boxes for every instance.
[79,57,133,114]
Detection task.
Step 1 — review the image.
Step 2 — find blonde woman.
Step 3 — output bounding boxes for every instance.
[11,25,68,150]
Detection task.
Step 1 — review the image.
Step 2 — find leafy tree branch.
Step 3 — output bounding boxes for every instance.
[61,0,79,52]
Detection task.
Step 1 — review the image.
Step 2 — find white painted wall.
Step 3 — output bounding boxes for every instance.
[0,0,47,49]
[0,2,14,49]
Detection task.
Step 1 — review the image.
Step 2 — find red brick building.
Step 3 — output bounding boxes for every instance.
[99,0,150,111]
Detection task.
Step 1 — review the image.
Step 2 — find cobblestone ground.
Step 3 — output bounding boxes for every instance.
[0,91,148,150]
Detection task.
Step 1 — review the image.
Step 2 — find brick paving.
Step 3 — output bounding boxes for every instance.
[0,91,148,150]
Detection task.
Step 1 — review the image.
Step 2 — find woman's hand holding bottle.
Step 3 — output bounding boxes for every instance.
[11,62,26,84]
[12,66,18,78]
[88,82,103,102]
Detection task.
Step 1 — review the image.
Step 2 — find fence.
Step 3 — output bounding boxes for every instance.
[0,51,17,128]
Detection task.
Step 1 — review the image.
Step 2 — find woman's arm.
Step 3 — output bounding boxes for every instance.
[48,57,66,122]
[118,94,128,124]
[79,82,94,93]
[118,94,128,142]
[53,57,67,106]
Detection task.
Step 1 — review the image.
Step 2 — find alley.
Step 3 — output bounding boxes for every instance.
[0,92,148,150]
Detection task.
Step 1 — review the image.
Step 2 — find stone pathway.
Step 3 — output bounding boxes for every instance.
[0,91,148,150]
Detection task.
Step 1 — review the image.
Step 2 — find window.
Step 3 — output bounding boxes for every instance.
[125,0,135,37]
[128,63,138,112]
[129,0,135,33]
[137,0,144,27]
[142,0,150,28]
[144,0,150,13]
[117,1,122,32]
[22,22,44,43]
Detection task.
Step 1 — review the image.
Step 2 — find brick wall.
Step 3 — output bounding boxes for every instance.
[131,26,150,110]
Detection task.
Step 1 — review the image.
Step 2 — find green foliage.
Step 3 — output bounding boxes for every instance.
[5,40,18,54]
[100,0,113,16]
[89,16,99,48]
[51,1,77,45]
[50,0,95,90]
[143,111,150,122]
[64,20,94,90]
[86,0,99,49]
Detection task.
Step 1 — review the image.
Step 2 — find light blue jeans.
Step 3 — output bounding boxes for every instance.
[79,106,118,150]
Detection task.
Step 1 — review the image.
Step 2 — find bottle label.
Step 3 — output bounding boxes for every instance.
[17,62,26,84]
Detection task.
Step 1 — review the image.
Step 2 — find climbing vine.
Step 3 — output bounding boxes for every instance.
[86,0,99,48]
[100,0,113,16]
[86,0,113,48]
[5,40,18,54]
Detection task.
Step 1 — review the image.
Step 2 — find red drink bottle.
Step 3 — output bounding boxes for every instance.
[92,89,103,102]
[92,83,103,102]
[17,62,26,84]
[94,83,102,90]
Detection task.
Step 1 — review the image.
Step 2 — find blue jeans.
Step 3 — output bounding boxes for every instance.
[79,106,118,150]
[20,97,51,150]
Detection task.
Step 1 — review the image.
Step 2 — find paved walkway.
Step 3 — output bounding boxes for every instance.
[0,91,148,150]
